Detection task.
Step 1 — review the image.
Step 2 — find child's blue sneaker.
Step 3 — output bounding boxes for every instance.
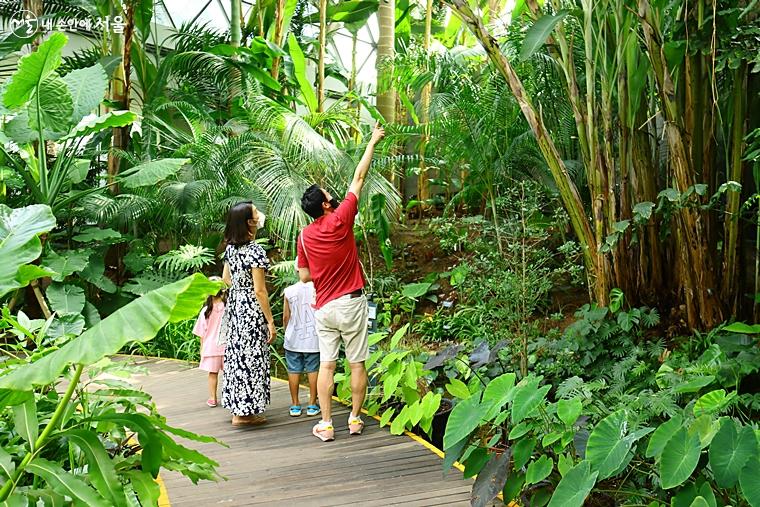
[289,405,302,417]
[306,404,320,416]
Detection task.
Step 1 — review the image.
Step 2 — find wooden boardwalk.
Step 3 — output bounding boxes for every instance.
[127,358,474,507]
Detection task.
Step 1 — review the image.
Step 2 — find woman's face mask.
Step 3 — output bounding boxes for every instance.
[256,211,266,229]
[248,209,266,232]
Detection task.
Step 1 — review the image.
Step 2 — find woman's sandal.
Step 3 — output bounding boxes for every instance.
[206,399,218,408]
[231,415,267,427]
[289,405,302,417]
[312,421,335,442]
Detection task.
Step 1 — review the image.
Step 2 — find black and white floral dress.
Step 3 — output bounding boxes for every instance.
[221,242,271,416]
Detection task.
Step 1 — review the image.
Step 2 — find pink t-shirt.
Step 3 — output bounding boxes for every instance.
[192,301,225,358]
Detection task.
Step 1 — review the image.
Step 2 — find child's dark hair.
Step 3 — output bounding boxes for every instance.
[224,201,253,245]
[301,184,325,219]
[204,286,226,319]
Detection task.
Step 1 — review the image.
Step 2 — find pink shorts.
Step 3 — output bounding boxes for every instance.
[199,356,223,373]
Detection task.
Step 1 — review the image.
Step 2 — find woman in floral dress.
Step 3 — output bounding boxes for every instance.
[221,201,276,426]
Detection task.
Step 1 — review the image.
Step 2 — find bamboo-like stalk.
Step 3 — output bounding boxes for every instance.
[638,0,724,329]
[317,0,327,112]
[721,62,748,311]
[447,0,600,299]
[0,364,85,501]
[271,0,287,80]
[230,0,242,47]
[418,0,433,207]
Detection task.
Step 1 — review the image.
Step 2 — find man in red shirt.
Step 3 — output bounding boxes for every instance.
[297,124,385,442]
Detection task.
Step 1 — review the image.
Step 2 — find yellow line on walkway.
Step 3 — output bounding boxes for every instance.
[122,355,517,506]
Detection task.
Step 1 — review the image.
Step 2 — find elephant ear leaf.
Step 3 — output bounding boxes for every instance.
[62,63,108,125]
[0,204,56,298]
[3,32,67,109]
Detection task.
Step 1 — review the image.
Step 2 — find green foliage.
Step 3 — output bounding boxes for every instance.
[0,204,223,504]
[335,324,443,437]
[0,204,56,297]
[156,244,215,273]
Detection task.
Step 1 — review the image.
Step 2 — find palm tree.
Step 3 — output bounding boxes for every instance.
[376,0,396,124]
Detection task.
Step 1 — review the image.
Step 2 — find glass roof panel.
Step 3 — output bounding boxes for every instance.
[193,0,230,32]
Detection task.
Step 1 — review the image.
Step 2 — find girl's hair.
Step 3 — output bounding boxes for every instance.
[204,283,226,319]
[224,201,254,246]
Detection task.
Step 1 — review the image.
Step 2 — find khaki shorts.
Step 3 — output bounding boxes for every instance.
[315,294,369,363]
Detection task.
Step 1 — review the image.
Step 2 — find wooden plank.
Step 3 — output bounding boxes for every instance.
[126,358,478,506]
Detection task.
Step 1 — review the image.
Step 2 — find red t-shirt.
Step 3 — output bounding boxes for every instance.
[297,192,364,309]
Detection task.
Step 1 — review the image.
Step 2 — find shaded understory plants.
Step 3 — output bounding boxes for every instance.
[0,203,224,505]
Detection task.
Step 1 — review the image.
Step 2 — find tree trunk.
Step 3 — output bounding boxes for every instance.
[107,1,135,194]
[349,30,361,141]
[23,0,43,50]
[317,0,327,112]
[447,0,602,302]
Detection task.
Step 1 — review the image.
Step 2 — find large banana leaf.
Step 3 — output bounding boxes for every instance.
[120,158,190,188]
[303,0,379,24]
[287,33,318,112]
[3,32,67,109]
[0,204,56,298]
[0,273,220,394]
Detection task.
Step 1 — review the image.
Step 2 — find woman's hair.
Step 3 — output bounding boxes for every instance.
[301,184,325,219]
[224,201,254,246]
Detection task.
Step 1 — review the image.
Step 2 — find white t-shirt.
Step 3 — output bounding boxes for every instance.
[284,282,319,353]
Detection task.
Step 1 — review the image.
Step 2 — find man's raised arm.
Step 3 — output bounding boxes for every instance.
[348,124,385,197]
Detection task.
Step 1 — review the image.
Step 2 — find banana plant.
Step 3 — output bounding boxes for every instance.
[0,204,224,505]
[0,33,188,212]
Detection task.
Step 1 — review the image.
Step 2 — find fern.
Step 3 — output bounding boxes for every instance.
[641,308,661,328]
[156,245,214,273]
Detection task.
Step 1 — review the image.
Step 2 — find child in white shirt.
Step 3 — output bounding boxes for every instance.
[283,279,320,417]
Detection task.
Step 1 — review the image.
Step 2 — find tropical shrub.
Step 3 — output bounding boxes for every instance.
[442,369,759,507]
[0,204,223,505]
[434,314,760,506]
[335,324,443,437]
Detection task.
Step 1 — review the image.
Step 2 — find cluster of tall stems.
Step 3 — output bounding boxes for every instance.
[447,0,758,329]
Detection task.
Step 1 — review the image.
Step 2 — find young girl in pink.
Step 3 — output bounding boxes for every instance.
[192,279,226,407]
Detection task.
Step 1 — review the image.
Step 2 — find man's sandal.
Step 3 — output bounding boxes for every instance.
[289,405,302,417]
[348,415,364,435]
[306,404,320,416]
[312,421,335,442]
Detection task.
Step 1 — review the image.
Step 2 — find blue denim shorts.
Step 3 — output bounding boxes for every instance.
[285,350,320,374]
